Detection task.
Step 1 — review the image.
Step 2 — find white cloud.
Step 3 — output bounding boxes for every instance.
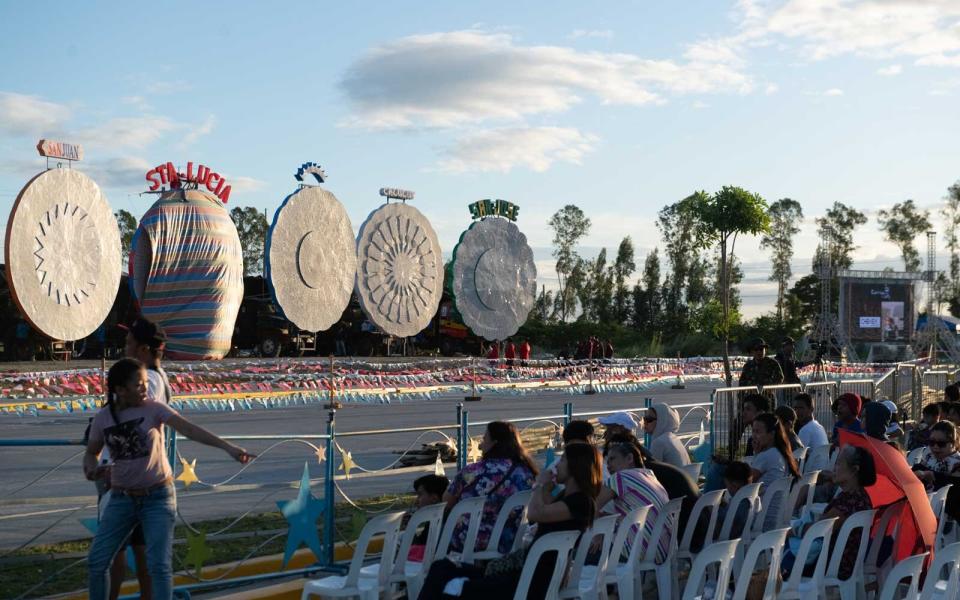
[435,126,597,173]
[569,29,614,39]
[120,95,151,110]
[824,88,845,96]
[182,114,216,147]
[764,83,780,94]
[225,175,267,192]
[75,116,177,149]
[0,92,70,136]
[340,30,752,129]
[145,80,191,94]
[693,100,710,109]
[877,64,903,76]
[83,156,154,188]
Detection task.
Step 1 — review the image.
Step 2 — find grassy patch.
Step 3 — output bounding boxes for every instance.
[0,493,412,599]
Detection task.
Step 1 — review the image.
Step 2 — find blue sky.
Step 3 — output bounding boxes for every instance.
[2,1,960,317]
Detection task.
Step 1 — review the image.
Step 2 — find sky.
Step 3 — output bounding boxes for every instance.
[1,1,959,318]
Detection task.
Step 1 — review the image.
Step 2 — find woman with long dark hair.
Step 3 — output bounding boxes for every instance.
[419,442,600,600]
[750,412,799,530]
[84,359,254,600]
[443,421,538,555]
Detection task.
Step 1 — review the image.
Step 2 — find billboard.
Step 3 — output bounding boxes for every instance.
[840,279,915,342]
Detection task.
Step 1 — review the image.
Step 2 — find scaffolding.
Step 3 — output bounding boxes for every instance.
[913,231,960,364]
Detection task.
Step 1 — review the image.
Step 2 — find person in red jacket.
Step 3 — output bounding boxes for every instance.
[504,340,516,367]
[487,342,500,361]
[519,340,532,365]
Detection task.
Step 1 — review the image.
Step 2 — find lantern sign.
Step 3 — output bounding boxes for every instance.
[145,161,232,203]
[36,139,83,161]
[469,199,519,221]
[379,187,415,201]
[295,162,326,184]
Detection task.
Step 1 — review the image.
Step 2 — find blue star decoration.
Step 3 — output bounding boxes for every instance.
[80,517,136,573]
[295,162,326,184]
[276,462,325,568]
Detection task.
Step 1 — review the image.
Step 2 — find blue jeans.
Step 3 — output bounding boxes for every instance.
[88,483,176,600]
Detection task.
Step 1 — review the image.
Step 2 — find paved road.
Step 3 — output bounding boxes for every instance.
[0,383,718,548]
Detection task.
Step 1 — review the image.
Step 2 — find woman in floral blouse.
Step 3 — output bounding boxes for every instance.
[914,421,960,490]
[444,421,537,554]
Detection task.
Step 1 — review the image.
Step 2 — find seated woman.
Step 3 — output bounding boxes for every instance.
[444,421,537,555]
[418,444,601,600]
[645,402,691,467]
[913,421,960,490]
[598,440,670,560]
[782,446,875,580]
[750,413,800,530]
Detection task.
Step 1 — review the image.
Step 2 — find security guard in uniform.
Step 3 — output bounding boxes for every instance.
[739,338,784,387]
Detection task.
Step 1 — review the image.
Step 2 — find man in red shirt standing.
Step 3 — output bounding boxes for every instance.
[504,339,516,367]
[486,342,500,361]
[519,339,531,366]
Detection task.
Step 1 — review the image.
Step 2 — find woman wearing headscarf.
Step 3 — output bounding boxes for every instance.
[644,402,690,467]
[832,393,864,446]
[863,402,893,442]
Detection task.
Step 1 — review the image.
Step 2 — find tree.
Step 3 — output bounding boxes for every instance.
[815,202,867,271]
[942,181,960,315]
[657,193,707,334]
[584,248,614,323]
[548,205,591,322]
[612,237,636,324]
[115,209,138,257]
[877,199,931,272]
[532,285,554,323]
[699,186,771,385]
[632,249,662,335]
[759,198,803,321]
[230,206,268,276]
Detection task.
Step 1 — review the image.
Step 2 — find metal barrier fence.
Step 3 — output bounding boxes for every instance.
[0,393,712,600]
[804,381,838,434]
[709,386,758,461]
[760,384,804,409]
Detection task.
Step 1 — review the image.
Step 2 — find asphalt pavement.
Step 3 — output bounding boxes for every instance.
[0,382,719,549]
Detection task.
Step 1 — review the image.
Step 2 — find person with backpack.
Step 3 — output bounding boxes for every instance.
[84,358,254,600]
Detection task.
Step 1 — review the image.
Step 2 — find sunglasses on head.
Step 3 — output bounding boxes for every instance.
[930,439,953,448]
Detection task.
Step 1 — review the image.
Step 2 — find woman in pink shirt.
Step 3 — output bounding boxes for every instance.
[84,358,254,600]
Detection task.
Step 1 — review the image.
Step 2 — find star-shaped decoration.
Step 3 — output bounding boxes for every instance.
[276,462,325,568]
[81,516,135,572]
[315,445,327,464]
[434,452,445,477]
[184,529,214,576]
[295,162,326,184]
[339,446,356,480]
[176,457,200,488]
[467,437,482,463]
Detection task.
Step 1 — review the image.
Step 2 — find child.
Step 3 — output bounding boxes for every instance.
[716,461,753,539]
[406,474,449,561]
[908,404,941,451]
[84,358,254,600]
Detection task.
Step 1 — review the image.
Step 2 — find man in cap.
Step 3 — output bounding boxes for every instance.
[774,336,806,385]
[738,338,784,388]
[598,412,638,443]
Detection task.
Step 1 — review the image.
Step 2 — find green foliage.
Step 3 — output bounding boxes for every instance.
[114,209,138,256]
[548,205,591,322]
[230,206,268,276]
[877,199,931,272]
[815,202,867,271]
[760,198,803,320]
[612,236,636,323]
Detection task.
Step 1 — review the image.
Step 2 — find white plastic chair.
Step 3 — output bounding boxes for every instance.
[602,505,652,600]
[559,515,618,600]
[680,539,739,600]
[359,504,443,599]
[781,470,819,528]
[717,482,762,542]
[752,476,792,535]
[472,490,532,561]
[682,462,703,482]
[920,540,960,600]
[829,446,840,469]
[822,509,876,600]
[302,511,404,600]
[804,444,831,474]
[434,495,486,564]
[512,530,581,600]
[932,484,953,552]
[878,552,927,600]
[731,528,789,600]
[865,501,904,592]
[793,446,809,473]
[907,446,928,465]
[675,490,724,575]
[635,497,683,600]
[778,517,838,599]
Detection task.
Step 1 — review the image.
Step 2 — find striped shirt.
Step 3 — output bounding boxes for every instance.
[606,468,670,561]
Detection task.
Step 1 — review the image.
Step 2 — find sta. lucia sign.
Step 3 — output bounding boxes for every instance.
[145,161,232,203]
